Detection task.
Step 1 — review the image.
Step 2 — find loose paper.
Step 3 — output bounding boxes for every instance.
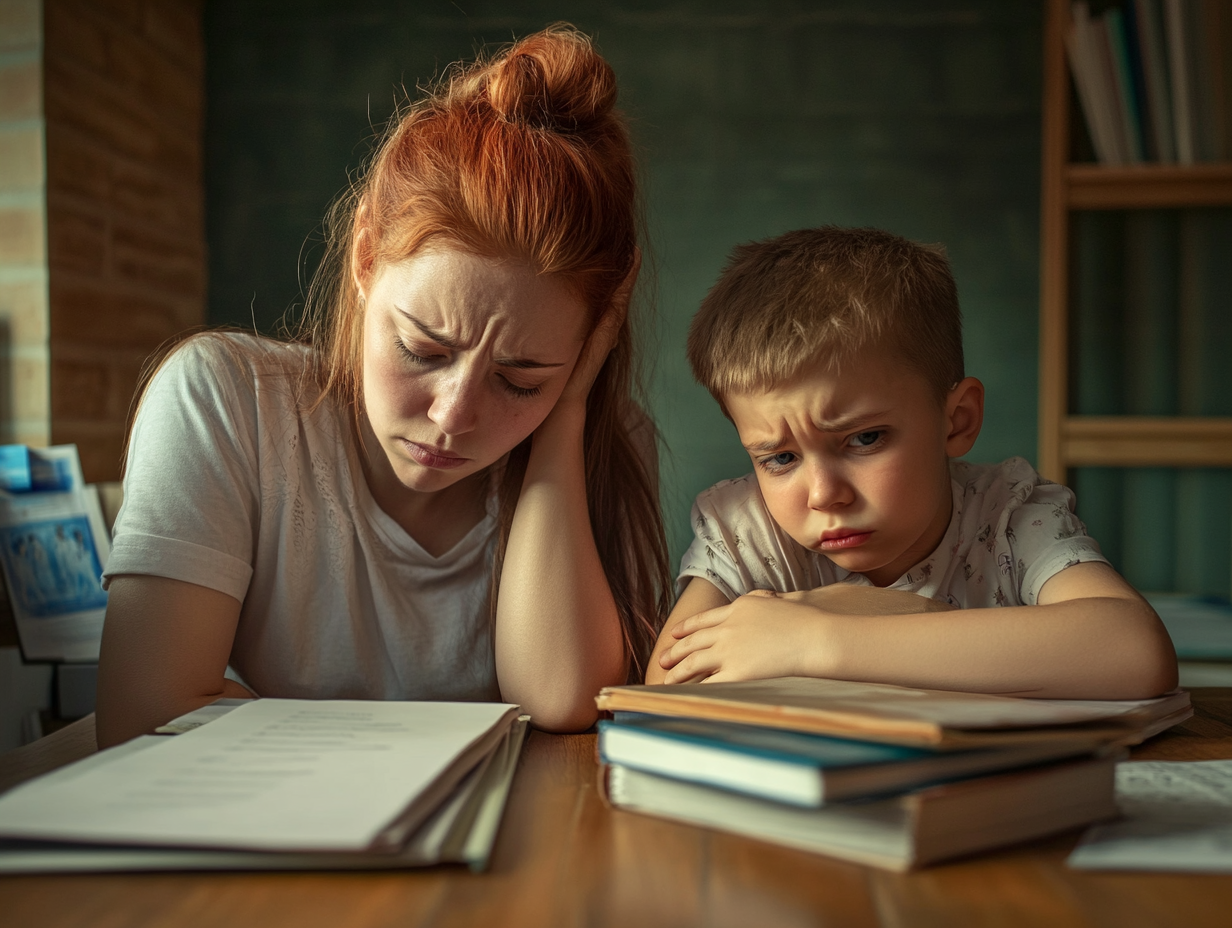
[1068,760,1232,871]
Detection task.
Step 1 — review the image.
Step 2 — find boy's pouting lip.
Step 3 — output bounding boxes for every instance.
[725,346,983,589]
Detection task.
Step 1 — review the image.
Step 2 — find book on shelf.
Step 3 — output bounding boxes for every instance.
[0,698,527,873]
[600,753,1121,872]
[1068,0,1230,165]
[594,677,1193,749]
[597,712,1111,808]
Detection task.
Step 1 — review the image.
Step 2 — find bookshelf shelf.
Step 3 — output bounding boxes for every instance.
[1061,416,1232,467]
[1037,0,1230,483]
[1067,163,1232,209]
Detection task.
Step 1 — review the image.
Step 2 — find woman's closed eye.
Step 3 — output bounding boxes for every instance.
[394,338,442,364]
[499,376,543,399]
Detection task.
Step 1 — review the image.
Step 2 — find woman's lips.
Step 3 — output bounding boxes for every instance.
[818,530,872,552]
[403,440,468,469]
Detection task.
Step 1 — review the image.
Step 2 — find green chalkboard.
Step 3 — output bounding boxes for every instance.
[205,1,1044,565]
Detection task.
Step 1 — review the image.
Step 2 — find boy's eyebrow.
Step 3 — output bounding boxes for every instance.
[399,311,565,369]
[741,411,891,453]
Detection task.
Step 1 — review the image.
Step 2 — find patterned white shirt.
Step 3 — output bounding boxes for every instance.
[678,457,1109,607]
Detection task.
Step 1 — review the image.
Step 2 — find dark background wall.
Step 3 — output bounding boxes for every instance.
[204,0,1046,566]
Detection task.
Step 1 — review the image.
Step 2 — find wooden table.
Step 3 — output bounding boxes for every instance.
[1,690,1230,928]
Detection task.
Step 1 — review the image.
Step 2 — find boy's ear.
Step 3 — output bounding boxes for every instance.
[944,377,984,458]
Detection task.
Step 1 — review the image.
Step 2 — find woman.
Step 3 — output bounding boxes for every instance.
[96,26,670,746]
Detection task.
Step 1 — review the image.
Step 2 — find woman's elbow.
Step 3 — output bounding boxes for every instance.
[523,700,599,733]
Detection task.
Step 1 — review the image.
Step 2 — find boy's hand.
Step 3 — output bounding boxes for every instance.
[658,586,954,684]
[659,590,824,684]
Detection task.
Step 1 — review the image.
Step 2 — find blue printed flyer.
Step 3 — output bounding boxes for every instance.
[0,447,109,662]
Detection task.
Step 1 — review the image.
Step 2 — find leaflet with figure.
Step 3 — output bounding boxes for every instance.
[0,482,110,662]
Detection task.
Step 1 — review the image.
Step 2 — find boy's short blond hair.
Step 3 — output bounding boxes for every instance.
[687,227,964,405]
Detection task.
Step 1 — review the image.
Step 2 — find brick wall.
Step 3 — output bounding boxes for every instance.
[0,0,49,450]
[43,0,205,482]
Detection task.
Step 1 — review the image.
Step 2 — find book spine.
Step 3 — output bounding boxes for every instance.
[1135,0,1178,161]
[1123,0,1159,159]
[1165,0,1197,163]
[1107,7,1149,161]
[1094,11,1134,162]
[1069,2,1123,164]
[1190,0,1221,160]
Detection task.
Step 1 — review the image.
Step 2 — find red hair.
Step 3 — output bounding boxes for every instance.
[301,25,669,679]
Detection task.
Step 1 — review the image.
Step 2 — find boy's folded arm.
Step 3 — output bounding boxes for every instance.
[654,564,1177,699]
[799,562,1177,699]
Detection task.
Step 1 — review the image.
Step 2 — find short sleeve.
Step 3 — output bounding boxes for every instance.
[1007,479,1109,605]
[677,493,745,601]
[103,336,261,601]
[676,476,831,600]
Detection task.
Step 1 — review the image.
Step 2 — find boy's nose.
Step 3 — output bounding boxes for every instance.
[807,464,854,510]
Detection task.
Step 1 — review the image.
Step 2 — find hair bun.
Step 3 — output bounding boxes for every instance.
[484,26,616,132]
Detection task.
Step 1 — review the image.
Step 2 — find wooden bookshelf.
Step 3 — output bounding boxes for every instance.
[1038,0,1232,482]
[1067,163,1232,209]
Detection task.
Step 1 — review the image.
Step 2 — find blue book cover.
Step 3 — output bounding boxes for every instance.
[604,712,930,768]
[599,712,1100,807]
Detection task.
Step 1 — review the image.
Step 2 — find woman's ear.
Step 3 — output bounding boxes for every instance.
[351,222,375,301]
[944,376,984,458]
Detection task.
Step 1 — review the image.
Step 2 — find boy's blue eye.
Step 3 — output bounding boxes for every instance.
[771,452,795,466]
[849,430,883,448]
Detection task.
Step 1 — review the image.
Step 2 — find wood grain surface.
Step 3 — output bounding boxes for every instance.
[0,690,1229,928]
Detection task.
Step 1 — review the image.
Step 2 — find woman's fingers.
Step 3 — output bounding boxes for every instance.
[559,249,640,403]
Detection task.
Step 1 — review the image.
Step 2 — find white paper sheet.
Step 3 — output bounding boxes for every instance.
[0,699,516,852]
[1068,760,1232,871]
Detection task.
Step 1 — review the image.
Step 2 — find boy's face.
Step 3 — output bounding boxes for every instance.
[725,350,980,588]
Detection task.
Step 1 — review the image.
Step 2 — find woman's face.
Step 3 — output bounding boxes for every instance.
[359,247,589,497]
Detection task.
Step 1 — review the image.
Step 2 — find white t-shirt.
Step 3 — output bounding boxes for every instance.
[104,334,501,701]
[678,457,1109,607]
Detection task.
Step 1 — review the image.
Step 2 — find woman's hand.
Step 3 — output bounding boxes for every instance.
[493,250,641,730]
[555,249,640,410]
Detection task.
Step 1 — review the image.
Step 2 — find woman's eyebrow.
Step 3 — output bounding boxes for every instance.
[400,311,566,369]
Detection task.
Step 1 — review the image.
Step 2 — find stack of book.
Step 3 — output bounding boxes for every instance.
[1066,0,1231,165]
[0,698,527,873]
[594,678,1192,871]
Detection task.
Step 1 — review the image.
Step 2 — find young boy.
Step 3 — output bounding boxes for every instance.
[647,227,1177,698]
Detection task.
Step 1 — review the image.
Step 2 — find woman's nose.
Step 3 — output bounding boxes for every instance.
[807,462,854,511]
[427,369,481,436]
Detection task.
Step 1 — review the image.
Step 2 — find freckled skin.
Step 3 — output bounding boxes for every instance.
[358,249,588,529]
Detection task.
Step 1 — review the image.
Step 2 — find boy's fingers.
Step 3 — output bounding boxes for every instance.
[672,607,726,637]
[665,651,717,685]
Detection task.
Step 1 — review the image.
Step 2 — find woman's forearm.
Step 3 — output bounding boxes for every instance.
[495,401,626,730]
